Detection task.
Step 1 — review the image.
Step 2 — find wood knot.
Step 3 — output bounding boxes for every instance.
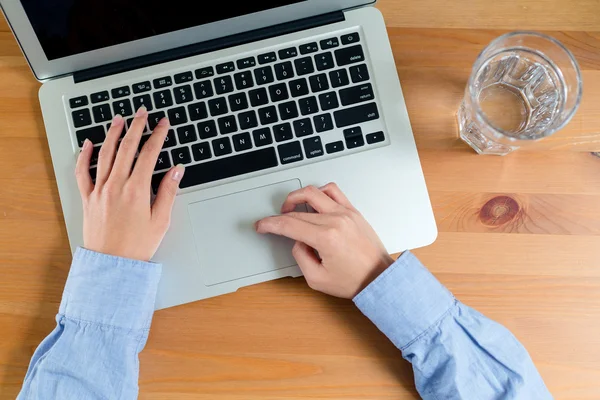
[479,196,520,226]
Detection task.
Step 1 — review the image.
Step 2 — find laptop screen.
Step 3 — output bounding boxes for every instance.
[20,0,306,61]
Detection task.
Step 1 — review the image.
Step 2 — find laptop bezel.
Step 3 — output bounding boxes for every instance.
[0,0,375,82]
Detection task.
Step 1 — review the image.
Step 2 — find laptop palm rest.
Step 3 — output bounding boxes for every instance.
[188,179,303,287]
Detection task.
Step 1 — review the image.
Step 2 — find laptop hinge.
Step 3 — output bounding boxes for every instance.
[73,11,345,83]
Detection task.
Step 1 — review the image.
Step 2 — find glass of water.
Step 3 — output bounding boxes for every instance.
[458,32,582,155]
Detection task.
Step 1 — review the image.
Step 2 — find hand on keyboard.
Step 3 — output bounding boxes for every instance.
[75,107,185,261]
[255,183,394,299]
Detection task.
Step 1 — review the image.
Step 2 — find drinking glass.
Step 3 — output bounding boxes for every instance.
[457,32,583,155]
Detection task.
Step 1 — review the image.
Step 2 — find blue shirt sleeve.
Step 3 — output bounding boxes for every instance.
[354,251,553,400]
[17,248,161,400]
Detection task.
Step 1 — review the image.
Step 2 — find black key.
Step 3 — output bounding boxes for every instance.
[155,151,172,171]
[315,53,335,71]
[341,33,360,45]
[269,83,289,102]
[218,115,238,134]
[188,102,208,121]
[167,106,188,125]
[254,66,275,86]
[174,85,194,104]
[299,96,319,115]
[76,126,105,147]
[72,108,92,128]
[238,110,258,130]
[133,94,153,111]
[208,97,228,116]
[258,106,278,125]
[367,131,385,144]
[214,76,234,95]
[278,101,299,121]
[293,118,313,137]
[320,37,340,50]
[197,120,218,139]
[112,99,133,116]
[153,90,173,108]
[132,81,152,94]
[192,142,212,161]
[279,47,298,60]
[253,128,273,147]
[176,124,197,144]
[106,121,127,138]
[194,80,214,99]
[294,57,315,76]
[274,62,295,80]
[111,86,130,98]
[152,147,278,192]
[300,42,319,54]
[90,167,97,181]
[313,113,334,132]
[249,88,269,107]
[344,126,362,138]
[335,45,365,66]
[174,71,193,84]
[216,62,235,74]
[339,83,374,106]
[163,129,177,148]
[148,111,166,130]
[329,69,350,88]
[309,74,329,92]
[90,145,101,165]
[153,76,172,88]
[92,104,112,123]
[258,52,277,64]
[273,123,294,142]
[326,141,344,154]
[237,57,256,69]
[303,136,324,158]
[232,132,253,152]
[171,147,192,164]
[228,92,249,112]
[278,141,303,164]
[70,96,88,109]
[334,102,380,128]
[345,134,365,149]
[90,91,109,103]
[212,137,233,157]
[350,64,370,83]
[318,92,339,111]
[289,78,309,97]
[234,71,254,90]
[195,67,214,79]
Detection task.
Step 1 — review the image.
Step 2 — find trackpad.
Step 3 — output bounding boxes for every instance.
[188,179,302,286]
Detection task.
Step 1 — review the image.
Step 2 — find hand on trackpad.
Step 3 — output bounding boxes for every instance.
[187,179,303,286]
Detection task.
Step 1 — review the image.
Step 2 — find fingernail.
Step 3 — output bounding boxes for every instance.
[112,114,123,124]
[135,106,147,117]
[82,139,91,150]
[172,164,185,182]
[158,117,170,127]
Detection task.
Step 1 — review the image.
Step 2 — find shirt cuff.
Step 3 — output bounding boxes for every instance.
[353,251,455,350]
[59,247,162,332]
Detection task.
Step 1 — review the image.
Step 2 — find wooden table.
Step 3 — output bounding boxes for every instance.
[1,1,599,398]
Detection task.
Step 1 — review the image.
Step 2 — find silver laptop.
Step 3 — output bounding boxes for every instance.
[2,0,437,309]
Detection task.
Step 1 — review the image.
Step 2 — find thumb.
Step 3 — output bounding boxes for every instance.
[152,164,184,223]
[292,241,324,289]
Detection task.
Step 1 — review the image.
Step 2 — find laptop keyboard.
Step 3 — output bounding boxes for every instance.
[69,32,386,193]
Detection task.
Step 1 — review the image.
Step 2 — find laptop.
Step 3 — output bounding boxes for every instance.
[1,0,437,309]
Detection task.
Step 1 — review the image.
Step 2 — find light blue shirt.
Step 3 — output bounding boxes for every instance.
[18,248,552,399]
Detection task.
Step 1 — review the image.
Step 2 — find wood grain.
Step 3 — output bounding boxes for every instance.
[1,2,600,399]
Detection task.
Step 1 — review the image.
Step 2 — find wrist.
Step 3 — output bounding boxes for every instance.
[356,252,396,297]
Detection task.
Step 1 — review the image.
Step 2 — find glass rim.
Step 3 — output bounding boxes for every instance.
[468,31,583,142]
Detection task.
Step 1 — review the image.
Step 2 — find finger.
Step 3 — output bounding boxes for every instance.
[96,114,124,185]
[75,139,94,200]
[132,117,170,184]
[292,241,324,283]
[284,211,331,225]
[319,182,357,211]
[152,164,185,225]
[111,106,148,181]
[280,186,339,214]
[256,214,321,249]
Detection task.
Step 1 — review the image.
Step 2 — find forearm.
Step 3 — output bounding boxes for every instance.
[354,252,552,400]
[18,248,161,400]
